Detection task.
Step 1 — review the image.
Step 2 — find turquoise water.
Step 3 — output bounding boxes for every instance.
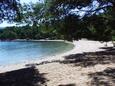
[0,41,74,65]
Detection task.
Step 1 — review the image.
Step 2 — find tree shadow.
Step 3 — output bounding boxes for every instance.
[58,83,76,86]
[59,47,115,67]
[0,67,47,86]
[89,67,115,86]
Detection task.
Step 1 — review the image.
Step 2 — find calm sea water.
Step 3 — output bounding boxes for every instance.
[0,41,74,65]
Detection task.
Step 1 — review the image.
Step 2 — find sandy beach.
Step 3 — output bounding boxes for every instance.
[0,39,115,86]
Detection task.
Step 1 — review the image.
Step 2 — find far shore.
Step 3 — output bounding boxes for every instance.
[0,39,67,42]
[0,39,115,86]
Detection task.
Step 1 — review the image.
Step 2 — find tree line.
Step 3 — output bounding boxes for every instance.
[0,25,61,40]
[0,0,115,43]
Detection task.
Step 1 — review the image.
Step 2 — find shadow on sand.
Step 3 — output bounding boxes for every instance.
[24,46,115,86]
[89,67,115,86]
[58,84,76,86]
[60,46,115,86]
[35,47,115,67]
[0,66,47,86]
[58,47,115,67]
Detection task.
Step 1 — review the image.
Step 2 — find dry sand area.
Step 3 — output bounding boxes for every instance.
[0,39,115,86]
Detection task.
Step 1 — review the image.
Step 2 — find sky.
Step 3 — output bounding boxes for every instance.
[20,0,44,4]
[20,0,39,4]
[0,0,43,28]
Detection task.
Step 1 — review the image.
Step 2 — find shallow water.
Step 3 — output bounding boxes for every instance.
[0,41,74,65]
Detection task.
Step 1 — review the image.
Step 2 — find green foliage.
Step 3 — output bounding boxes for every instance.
[21,2,44,26]
[0,0,115,42]
[43,0,115,42]
[0,30,17,40]
[0,24,60,40]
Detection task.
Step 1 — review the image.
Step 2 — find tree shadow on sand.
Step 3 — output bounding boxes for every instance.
[58,83,76,86]
[0,66,47,86]
[59,47,115,67]
[23,47,115,86]
[59,47,115,86]
[89,67,115,86]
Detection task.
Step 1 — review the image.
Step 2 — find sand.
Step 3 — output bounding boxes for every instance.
[0,39,115,86]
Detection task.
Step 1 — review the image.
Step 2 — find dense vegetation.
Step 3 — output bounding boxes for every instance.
[0,0,115,43]
[0,25,61,40]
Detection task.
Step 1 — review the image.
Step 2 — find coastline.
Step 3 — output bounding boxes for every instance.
[0,39,113,72]
[0,39,115,86]
[0,39,75,72]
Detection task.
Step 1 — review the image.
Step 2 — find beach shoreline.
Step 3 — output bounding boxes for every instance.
[0,39,75,72]
[0,39,113,72]
[0,39,115,86]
